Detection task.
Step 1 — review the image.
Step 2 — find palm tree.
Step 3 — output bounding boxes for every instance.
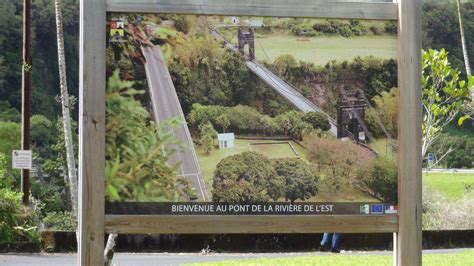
[456,0,471,76]
[54,0,78,226]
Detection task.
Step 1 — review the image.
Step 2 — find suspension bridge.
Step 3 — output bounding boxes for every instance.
[140,27,384,201]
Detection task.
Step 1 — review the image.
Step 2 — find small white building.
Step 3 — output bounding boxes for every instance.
[218,133,235,149]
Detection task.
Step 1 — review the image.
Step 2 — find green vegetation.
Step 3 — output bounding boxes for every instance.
[273,158,320,203]
[427,134,474,168]
[356,157,398,204]
[254,34,397,66]
[0,188,40,244]
[199,122,218,155]
[421,49,473,160]
[423,172,474,200]
[423,2,474,71]
[212,152,285,202]
[188,104,331,140]
[42,211,75,231]
[105,71,189,202]
[196,139,306,196]
[304,135,372,192]
[186,250,474,266]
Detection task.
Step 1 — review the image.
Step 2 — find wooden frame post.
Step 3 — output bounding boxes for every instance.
[397,0,422,265]
[78,0,106,265]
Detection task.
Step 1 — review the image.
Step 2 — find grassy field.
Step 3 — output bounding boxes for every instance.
[368,138,397,159]
[186,249,474,266]
[196,139,376,202]
[423,172,474,200]
[249,142,299,159]
[253,34,397,66]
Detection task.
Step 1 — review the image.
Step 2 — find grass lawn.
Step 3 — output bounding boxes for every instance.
[186,250,474,266]
[249,142,299,159]
[253,34,397,66]
[423,172,474,200]
[196,138,376,202]
[368,138,397,159]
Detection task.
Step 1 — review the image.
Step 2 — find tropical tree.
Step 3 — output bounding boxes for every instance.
[456,0,471,77]
[304,135,372,191]
[421,49,473,160]
[55,0,78,222]
[199,122,217,154]
[215,114,230,133]
[372,87,398,137]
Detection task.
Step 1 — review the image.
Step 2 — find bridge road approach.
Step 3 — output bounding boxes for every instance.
[142,46,209,201]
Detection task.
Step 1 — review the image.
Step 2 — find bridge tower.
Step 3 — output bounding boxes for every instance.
[336,89,368,142]
[237,28,255,61]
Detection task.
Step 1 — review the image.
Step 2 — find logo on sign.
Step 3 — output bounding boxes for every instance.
[384,205,398,214]
[360,204,370,214]
[109,18,126,43]
[370,204,384,214]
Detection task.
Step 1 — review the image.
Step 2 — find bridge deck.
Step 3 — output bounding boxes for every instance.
[142,46,209,201]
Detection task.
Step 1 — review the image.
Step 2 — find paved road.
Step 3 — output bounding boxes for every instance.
[1,249,471,266]
[143,46,209,201]
[423,168,474,174]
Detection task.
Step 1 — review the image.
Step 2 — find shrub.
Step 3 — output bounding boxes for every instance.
[225,105,272,135]
[292,24,318,37]
[304,136,372,191]
[356,156,397,204]
[312,20,368,37]
[187,104,227,130]
[365,109,385,138]
[0,188,40,243]
[212,152,285,202]
[42,212,75,231]
[303,112,331,131]
[273,158,320,203]
[369,25,383,35]
[106,70,187,202]
[384,21,397,34]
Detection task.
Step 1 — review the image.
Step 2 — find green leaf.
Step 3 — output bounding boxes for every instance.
[458,115,470,126]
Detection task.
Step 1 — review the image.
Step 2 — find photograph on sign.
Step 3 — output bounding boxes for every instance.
[104,13,399,216]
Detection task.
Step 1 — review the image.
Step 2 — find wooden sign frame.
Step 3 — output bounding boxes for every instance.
[79,0,422,265]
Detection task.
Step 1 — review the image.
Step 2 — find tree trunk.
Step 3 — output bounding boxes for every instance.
[54,0,79,225]
[104,233,118,266]
[457,0,472,77]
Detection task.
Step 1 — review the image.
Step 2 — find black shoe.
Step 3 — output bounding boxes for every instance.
[330,249,341,253]
[319,245,328,252]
